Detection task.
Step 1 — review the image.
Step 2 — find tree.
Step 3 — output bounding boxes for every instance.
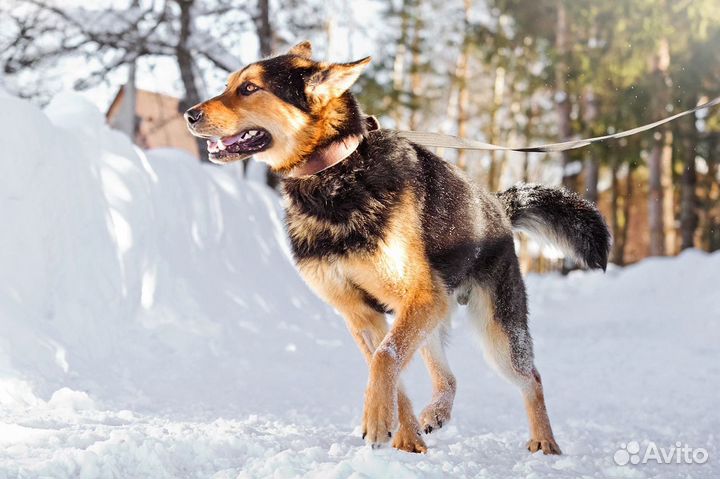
[487,0,720,263]
[4,0,720,258]
[1,0,321,186]
[2,0,248,157]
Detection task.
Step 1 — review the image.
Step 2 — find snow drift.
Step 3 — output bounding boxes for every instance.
[0,93,718,478]
[0,92,350,414]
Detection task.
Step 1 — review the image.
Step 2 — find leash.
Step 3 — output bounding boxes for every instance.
[393,94,720,153]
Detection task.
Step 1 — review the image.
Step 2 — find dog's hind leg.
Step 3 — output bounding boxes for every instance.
[467,275,561,455]
[418,320,457,434]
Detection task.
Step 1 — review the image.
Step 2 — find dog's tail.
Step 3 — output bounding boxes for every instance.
[496,183,612,270]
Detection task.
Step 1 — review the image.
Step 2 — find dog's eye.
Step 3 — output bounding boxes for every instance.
[237,81,259,96]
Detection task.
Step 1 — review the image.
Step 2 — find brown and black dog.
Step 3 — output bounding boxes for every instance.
[185,41,611,454]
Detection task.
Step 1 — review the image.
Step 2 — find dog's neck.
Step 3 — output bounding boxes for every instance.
[287,135,362,178]
[286,116,380,178]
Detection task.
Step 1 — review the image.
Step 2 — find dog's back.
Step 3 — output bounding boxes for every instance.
[298,129,611,294]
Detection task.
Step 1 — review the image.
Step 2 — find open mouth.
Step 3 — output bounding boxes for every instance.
[206,128,272,163]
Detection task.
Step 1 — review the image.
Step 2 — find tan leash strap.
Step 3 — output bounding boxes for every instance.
[394,95,720,153]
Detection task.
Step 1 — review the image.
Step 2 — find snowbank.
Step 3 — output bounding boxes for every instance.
[0,92,349,415]
[1,93,718,478]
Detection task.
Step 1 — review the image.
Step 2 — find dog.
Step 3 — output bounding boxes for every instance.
[185,41,611,454]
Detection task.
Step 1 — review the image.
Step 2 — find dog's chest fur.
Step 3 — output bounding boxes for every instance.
[282,134,412,260]
[282,131,485,299]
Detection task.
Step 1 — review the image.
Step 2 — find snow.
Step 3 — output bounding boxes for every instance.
[1,92,718,478]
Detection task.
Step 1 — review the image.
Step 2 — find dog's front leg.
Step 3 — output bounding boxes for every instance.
[344,309,426,453]
[362,284,448,447]
[352,327,426,453]
[343,308,428,452]
[296,261,426,452]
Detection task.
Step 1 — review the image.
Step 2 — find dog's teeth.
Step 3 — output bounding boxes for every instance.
[217,141,226,151]
[242,132,251,140]
[248,130,257,136]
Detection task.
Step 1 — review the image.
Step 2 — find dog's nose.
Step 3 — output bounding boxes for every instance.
[184,108,203,125]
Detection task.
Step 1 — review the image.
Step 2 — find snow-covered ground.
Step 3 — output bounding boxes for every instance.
[1,92,718,478]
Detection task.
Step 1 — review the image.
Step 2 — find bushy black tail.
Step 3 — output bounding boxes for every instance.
[497,183,612,270]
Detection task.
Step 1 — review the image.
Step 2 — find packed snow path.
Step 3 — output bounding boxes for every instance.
[1,93,718,478]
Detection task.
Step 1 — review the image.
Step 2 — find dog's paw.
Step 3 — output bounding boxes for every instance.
[419,399,452,434]
[527,438,562,455]
[362,382,398,447]
[392,423,427,453]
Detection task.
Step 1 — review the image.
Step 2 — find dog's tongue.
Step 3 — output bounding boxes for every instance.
[222,134,243,146]
[207,135,243,153]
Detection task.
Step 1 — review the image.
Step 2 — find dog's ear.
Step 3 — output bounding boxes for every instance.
[306,57,371,104]
[288,41,312,59]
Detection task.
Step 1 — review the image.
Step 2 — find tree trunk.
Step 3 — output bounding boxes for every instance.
[679,112,698,250]
[617,165,635,265]
[487,66,505,191]
[392,0,410,128]
[492,69,516,191]
[648,136,665,255]
[555,0,578,192]
[256,0,273,57]
[455,0,471,169]
[582,87,599,203]
[703,135,719,250]
[254,0,280,189]
[584,154,600,203]
[175,0,206,161]
[663,130,676,254]
[647,37,670,256]
[408,0,423,130]
[522,102,535,183]
[609,159,621,263]
[521,155,530,183]
[176,0,201,116]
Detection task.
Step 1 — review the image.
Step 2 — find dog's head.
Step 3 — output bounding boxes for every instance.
[185,41,370,173]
